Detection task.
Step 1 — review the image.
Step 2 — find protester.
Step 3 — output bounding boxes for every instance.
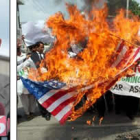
[19,41,51,120]
[114,94,123,114]
[17,42,36,120]
[105,90,114,112]
[114,94,139,120]
[96,95,106,118]
[36,41,45,60]
[114,60,140,120]
[17,41,24,119]
[94,90,113,118]
[124,96,139,120]
[33,41,51,120]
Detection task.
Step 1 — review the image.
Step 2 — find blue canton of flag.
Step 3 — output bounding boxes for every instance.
[38,79,66,89]
[20,77,66,100]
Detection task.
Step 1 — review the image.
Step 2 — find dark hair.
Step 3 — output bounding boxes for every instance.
[28,44,36,50]
[35,41,44,47]
[17,47,20,53]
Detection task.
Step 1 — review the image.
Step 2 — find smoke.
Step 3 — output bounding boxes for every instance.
[54,0,63,5]
[54,0,76,5]
[82,0,107,12]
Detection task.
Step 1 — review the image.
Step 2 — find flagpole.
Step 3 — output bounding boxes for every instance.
[126,0,129,18]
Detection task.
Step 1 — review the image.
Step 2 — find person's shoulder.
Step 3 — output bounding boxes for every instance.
[21,52,26,56]
[31,51,38,56]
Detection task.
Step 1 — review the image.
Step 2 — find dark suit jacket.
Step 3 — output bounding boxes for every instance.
[30,52,41,68]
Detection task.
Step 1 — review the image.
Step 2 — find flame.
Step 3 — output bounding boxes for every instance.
[29,3,140,121]
[99,117,104,125]
[86,120,92,125]
[28,68,41,81]
[92,116,96,122]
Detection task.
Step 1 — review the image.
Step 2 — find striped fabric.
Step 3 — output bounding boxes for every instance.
[111,41,140,73]
[21,42,140,124]
[20,77,78,124]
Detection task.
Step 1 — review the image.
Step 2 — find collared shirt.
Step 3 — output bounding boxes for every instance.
[36,51,44,60]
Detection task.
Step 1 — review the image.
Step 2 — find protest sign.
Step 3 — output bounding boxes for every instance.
[111,57,140,98]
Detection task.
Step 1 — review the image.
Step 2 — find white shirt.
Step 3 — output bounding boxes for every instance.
[17,53,32,95]
[17,57,36,73]
[17,53,26,65]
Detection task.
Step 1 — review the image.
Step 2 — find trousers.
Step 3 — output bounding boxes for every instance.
[19,94,36,115]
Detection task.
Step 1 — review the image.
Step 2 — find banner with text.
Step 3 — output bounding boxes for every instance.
[111,58,140,98]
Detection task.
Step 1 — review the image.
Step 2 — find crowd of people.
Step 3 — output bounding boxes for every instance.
[75,89,140,121]
[94,90,139,120]
[17,39,51,121]
[17,38,140,122]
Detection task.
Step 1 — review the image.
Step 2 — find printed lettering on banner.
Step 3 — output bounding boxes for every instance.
[111,59,140,98]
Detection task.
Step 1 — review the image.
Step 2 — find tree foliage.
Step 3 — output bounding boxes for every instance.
[107,0,140,16]
[129,0,140,16]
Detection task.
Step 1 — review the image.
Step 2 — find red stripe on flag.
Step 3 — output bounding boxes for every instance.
[118,47,140,68]
[132,47,140,60]
[111,41,126,67]
[51,97,76,116]
[116,48,133,68]
[41,87,76,109]
[116,41,125,54]
[136,58,140,62]
[59,110,72,125]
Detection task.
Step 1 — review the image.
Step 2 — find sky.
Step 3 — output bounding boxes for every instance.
[0,0,139,57]
[0,0,9,57]
[19,0,140,23]
[19,0,85,22]
[137,0,140,3]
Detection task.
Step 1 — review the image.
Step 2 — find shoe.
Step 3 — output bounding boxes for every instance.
[108,107,113,113]
[41,112,46,117]
[17,114,22,119]
[25,114,33,121]
[115,110,121,115]
[30,112,35,118]
[127,114,134,120]
[45,115,51,121]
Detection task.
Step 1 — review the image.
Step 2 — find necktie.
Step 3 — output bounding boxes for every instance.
[40,53,43,60]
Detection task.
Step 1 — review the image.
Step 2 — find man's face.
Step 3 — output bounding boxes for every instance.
[17,42,21,49]
[38,43,44,53]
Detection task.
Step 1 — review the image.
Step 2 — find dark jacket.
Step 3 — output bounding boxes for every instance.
[30,52,41,68]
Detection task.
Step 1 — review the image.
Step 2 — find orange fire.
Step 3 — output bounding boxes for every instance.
[99,117,104,125]
[92,116,96,122]
[29,3,140,121]
[86,120,92,125]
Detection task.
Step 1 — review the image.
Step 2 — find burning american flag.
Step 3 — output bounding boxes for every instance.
[21,41,140,124]
[22,4,140,123]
